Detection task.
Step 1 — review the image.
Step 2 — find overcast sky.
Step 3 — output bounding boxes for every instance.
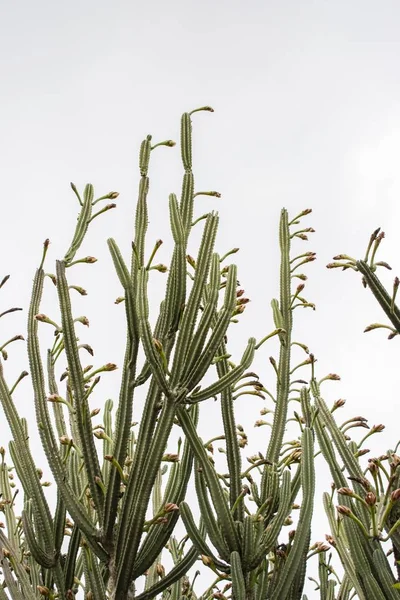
[2,1,400,597]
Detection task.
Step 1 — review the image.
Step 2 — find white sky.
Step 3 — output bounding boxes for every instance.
[1,1,400,597]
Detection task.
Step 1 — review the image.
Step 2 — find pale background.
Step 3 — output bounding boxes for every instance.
[1,1,400,597]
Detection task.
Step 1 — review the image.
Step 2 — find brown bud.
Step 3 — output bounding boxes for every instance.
[371,424,385,433]
[164,503,179,513]
[365,492,376,506]
[333,399,346,408]
[104,363,117,371]
[337,487,353,497]
[356,448,370,457]
[391,489,400,503]
[326,373,341,381]
[337,505,352,516]
[156,563,165,577]
[325,534,336,547]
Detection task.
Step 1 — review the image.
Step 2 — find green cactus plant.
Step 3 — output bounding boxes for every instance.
[1,106,397,600]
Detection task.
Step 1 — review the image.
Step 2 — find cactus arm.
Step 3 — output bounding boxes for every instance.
[135,544,198,600]
[371,546,400,599]
[82,544,107,600]
[250,469,292,568]
[136,268,172,396]
[357,260,400,333]
[180,253,220,383]
[177,405,240,553]
[181,260,234,390]
[105,240,139,541]
[64,524,81,592]
[0,530,39,600]
[21,504,57,569]
[270,427,315,600]
[0,357,55,552]
[170,213,219,386]
[266,209,292,465]
[133,407,198,577]
[114,400,177,596]
[64,183,93,264]
[231,551,246,600]
[180,502,230,572]
[55,260,105,523]
[323,493,369,600]
[47,349,68,438]
[255,559,269,600]
[194,461,231,562]
[337,574,353,600]
[187,337,256,404]
[0,459,18,549]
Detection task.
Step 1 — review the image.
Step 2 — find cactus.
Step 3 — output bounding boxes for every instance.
[0,107,397,599]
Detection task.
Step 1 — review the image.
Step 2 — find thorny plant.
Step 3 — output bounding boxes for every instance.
[0,108,399,600]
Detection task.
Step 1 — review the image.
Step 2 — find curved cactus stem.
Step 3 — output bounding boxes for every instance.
[187,337,256,404]
[177,406,240,554]
[135,544,199,600]
[194,461,231,562]
[180,502,230,573]
[357,260,400,334]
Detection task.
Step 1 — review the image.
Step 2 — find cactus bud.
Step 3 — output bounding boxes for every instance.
[365,492,376,506]
[337,505,352,516]
[337,487,354,497]
[391,489,400,503]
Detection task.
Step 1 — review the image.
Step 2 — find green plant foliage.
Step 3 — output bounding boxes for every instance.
[0,108,399,600]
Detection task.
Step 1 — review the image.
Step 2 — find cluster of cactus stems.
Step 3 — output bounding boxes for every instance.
[0,108,400,600]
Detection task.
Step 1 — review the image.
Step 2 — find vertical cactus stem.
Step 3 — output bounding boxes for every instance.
[270,428,315,600]
[181,113,192,172]
[131,175,150,277]
[64,184,94,264]
[114,401,177,596]
[170,214,219,387]
[230,551,246,600]
[55,261,105,526]
[139,135,152,177]
[265,210,292,465]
